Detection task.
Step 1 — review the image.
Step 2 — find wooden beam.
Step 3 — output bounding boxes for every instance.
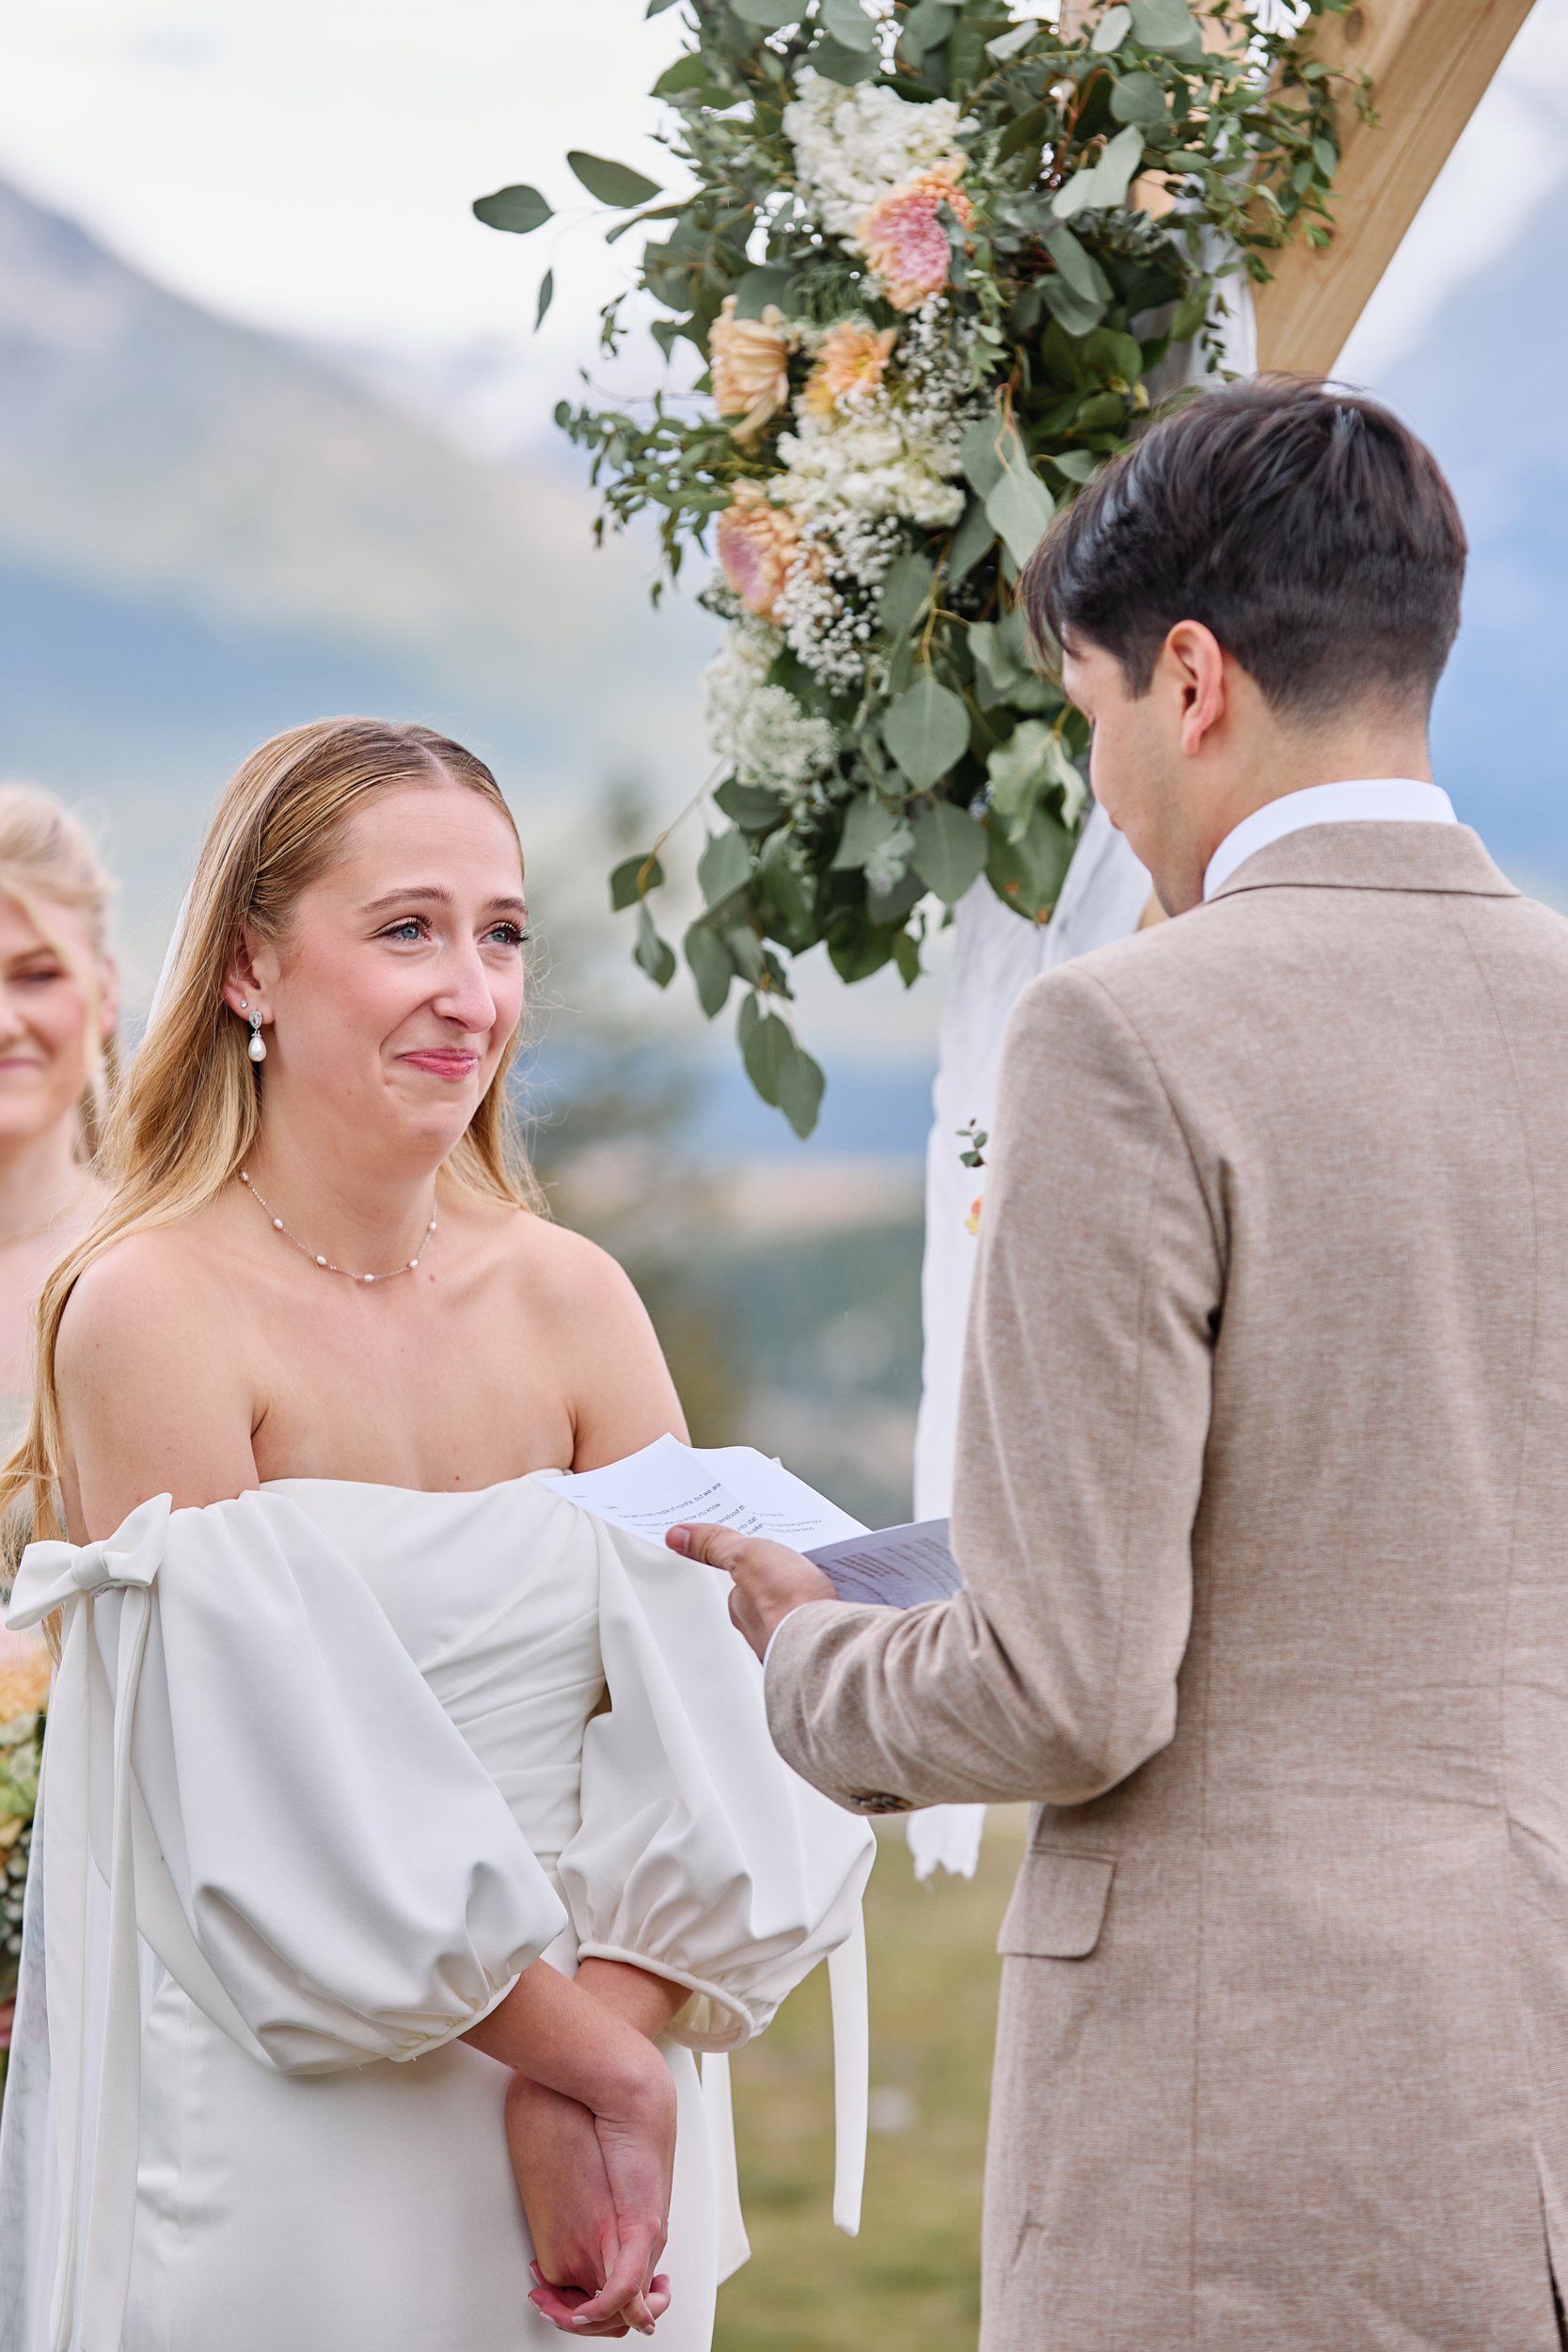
[1253,0,1537,374]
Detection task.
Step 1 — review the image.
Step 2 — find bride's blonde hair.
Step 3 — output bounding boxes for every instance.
[1,716,536,1564]
[0,783,119,1161]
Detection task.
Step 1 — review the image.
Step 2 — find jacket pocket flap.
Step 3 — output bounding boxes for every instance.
[997,1850,1115,1960]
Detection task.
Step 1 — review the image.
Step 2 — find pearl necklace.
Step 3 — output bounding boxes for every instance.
[239,1168,436,1285]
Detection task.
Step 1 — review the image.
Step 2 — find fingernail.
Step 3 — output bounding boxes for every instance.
[666,1527,691,1555]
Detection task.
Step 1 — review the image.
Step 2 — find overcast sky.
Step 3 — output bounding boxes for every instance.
[0,0,1565,443]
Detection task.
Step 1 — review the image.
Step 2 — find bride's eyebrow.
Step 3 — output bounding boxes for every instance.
[360,886,529,918]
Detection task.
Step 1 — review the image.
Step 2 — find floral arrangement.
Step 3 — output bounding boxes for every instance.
[478,0,1360,1134]
[0,1629,50,2065]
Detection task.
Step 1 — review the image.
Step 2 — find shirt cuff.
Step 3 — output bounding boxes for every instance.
[762,1605,806,1672]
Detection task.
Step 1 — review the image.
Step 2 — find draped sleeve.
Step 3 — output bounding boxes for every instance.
[553,1508,876,2053]
[11,1490,566,2074]
[5,1491,569,2352]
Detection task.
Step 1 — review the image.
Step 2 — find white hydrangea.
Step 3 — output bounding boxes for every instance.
[783,69,968,246]
[701,617,838,800]
[775,405,966,531]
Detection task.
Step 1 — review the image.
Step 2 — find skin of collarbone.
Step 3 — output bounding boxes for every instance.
[1061,621,1437,917]
[221,780,529,1266]
[0,894,116,1386]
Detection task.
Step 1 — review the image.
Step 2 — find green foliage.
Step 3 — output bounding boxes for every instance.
[481,0,1360,1135]
[472,183,553,234]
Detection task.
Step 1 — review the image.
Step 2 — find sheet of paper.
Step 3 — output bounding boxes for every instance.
[804,1519,960,1610]
[535,1431,865,1554]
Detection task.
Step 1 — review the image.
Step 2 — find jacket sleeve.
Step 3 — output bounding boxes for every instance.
[554,1515,875,2050]
[765,961,1222,1813]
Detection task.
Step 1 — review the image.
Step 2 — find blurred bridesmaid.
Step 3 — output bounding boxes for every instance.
[0,785,118,2058]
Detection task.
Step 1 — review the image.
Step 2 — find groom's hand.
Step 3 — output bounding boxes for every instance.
[665,1524,839,1660]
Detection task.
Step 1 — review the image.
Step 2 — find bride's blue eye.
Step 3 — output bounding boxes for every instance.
[486,922,528,947]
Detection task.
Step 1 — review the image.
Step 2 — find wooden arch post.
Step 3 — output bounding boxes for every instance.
[1253,0,1539,373]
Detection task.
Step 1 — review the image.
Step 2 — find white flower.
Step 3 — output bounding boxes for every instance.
[701,618,838,800]
[864,822,916,896]
[775,405,966,532]
[783,70,968,249]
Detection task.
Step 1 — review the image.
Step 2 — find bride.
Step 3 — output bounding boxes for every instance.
[0,719,873,2352]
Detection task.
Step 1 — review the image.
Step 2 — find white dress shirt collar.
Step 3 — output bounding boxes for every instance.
[1203,779,1458,902]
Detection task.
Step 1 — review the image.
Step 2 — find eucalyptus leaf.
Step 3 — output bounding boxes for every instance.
[646,0,680,11]
[879,551,935,642]
[610,852,665,911]
[684,924,735,1018]
[1044,222,1113,305]
[698,827,752,907]
[1110,70,1168,124]
[726,928,765,986]
[472,184,553,235]
[884,675,971,791]
[809,34,879,81]
[567,151,663,208]
[1041,277,1106,337]
[947,497,995,585]
[899,0,958,55]
[867,866,925,926]
[986,802,1075,922]
[759,828,816,937]
[832,793,904,873]
[985,460,1054,570]
[778,1043,826,1138]
[985,20,1039,59]
[1051,449,1101,483]
[731,0,800,20]
[1052,123,1146,220]
[734,264,796,319]
[742,1010,794,1107]
[911,802,989,905]
[737,992,760,1048]
[1127,0,1196,48]
[633,901,677,988]
[959,414,1007,500]
[986,720,1081,842]
[534,270,554,329]
[818,0,879,50]
[714,775,787,830]
[1090,3,1132,45]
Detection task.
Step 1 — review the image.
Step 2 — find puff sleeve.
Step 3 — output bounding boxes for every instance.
[8,1491,568,2351]
[555,1514,875,2052]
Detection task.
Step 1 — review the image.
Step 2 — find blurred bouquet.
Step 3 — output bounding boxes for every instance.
[479,0,1361,1133]
[0,1629,50,2047]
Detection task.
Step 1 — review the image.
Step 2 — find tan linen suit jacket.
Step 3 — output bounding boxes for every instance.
[767,823,1568,2351]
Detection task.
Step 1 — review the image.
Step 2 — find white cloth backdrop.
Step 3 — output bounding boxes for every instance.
[906,804,1153,1880]
[905,275,1257,1883]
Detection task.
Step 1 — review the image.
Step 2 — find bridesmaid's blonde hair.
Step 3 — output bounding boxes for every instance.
[1,717,536,1564]
[0,784,119,1162]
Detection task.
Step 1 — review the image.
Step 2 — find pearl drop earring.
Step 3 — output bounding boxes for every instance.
[246,1006,267,1063]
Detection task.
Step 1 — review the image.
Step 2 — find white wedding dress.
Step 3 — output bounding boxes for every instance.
[0,1476,875,2352]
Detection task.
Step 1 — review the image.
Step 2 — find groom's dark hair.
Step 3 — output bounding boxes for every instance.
[1022,375,1466,722]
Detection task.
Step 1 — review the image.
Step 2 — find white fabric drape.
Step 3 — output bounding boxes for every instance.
[909,808,1153,1879]
[907,272,1256,1883]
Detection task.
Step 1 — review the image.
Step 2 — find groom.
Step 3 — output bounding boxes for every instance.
[668,378,1568,2348]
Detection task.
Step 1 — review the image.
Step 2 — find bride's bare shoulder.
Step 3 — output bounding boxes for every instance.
[55,1211,235,1387]
[495,1200,644,1312]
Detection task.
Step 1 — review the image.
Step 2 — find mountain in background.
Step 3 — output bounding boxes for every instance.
[1380,206,1568,888]
[0,177,716,988]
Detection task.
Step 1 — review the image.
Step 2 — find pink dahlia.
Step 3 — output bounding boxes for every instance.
[716,482,805,621]
[858,163,974,312]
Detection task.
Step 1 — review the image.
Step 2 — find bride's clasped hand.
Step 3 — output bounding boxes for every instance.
[0,718,873,2352]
